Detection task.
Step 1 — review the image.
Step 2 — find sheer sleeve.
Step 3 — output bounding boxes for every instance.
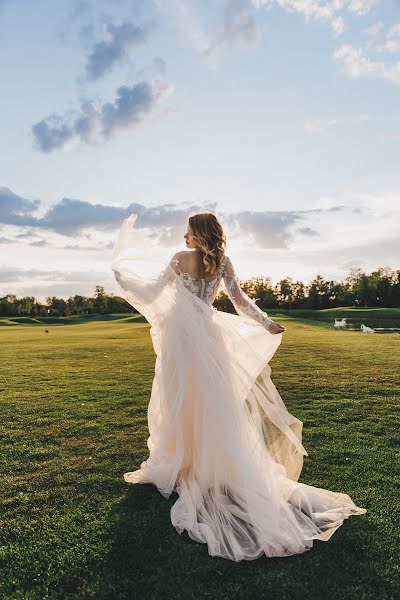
[222,256,274,330]
[112,252,180,305]
[111,214,181,325]
[169,253,181,275]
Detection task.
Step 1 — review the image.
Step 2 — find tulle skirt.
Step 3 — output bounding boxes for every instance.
[122,291,367,561]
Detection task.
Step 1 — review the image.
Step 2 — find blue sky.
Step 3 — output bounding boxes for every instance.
[0,0,399,300]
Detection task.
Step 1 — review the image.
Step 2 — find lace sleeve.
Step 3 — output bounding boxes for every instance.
[222,256,274,330]
[170,253,181,275]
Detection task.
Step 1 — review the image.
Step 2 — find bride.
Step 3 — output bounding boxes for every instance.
[111,211,367,561]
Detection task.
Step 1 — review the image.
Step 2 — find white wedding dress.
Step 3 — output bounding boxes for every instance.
[112,214,367,561]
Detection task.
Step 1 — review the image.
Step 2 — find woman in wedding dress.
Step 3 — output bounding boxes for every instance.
[111,211,367,562]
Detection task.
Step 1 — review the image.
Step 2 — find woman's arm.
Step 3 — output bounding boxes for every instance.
[222,256,285,334]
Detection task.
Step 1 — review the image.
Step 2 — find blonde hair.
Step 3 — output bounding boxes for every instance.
[188,212,227,276]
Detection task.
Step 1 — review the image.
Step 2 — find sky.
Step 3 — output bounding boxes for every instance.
[0,0,399,301]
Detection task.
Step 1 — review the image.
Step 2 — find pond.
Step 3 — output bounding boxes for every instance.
[332,318,400,334]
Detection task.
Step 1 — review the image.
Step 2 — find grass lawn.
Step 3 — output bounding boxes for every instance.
[0,315,399,599]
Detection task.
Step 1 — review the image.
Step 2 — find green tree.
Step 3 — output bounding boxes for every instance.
[276,278,297,310]
[93,285,109,314]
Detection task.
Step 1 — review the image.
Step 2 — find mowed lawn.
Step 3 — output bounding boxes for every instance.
[0,316,399,600]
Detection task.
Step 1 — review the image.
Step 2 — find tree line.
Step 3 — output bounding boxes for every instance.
[1,267,399,317]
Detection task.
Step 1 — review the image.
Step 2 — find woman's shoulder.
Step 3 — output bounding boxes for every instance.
[171,250,230,271]
[171,250,195,265]
[170,250,198,273]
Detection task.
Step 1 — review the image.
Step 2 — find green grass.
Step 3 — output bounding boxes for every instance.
[0,316,399,599]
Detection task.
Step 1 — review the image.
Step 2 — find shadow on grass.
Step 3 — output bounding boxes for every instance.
[96,484,395,600]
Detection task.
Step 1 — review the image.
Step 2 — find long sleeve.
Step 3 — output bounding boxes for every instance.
[222,256,274,330]
[111,214,181,325]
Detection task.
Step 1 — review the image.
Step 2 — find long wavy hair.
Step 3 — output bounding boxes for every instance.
[188,212,227,276]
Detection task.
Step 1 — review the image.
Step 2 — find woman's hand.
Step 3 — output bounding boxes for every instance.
[267,321,286,334]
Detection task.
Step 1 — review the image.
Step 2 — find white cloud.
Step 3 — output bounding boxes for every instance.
[153,0,262,59]
[337,20,400,83]
[153,0,382,60]
[334,43,400,84]
[347,0,380,16]
[304,113,368,132]
[333,43,377,76]
[331,16,345,37]
[252,0,381,35]
[0,266,112,301]
[304,118,338,133]
[375,40,400,54]
[253,0,340,26]
[204,0,262,55]
[362,20,384,36]
[387,23,400,39]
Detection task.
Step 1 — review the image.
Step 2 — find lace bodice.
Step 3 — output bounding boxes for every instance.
[170,253,274,330]
[171,257,223,306]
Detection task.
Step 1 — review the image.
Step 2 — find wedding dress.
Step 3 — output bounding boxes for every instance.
[112,213,367,561]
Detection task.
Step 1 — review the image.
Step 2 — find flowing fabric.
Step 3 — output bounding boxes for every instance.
[111,213,367,561]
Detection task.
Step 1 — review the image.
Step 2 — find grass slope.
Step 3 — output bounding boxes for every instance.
[0,317,399,599]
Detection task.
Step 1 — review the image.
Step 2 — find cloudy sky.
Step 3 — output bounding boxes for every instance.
[0,0,399,300]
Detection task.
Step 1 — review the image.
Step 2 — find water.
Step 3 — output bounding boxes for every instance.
[332,318,400,334]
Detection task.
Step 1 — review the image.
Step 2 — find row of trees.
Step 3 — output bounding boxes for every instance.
[1,267,399,317]
[228,267,400,311]
[0,286,132,317]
